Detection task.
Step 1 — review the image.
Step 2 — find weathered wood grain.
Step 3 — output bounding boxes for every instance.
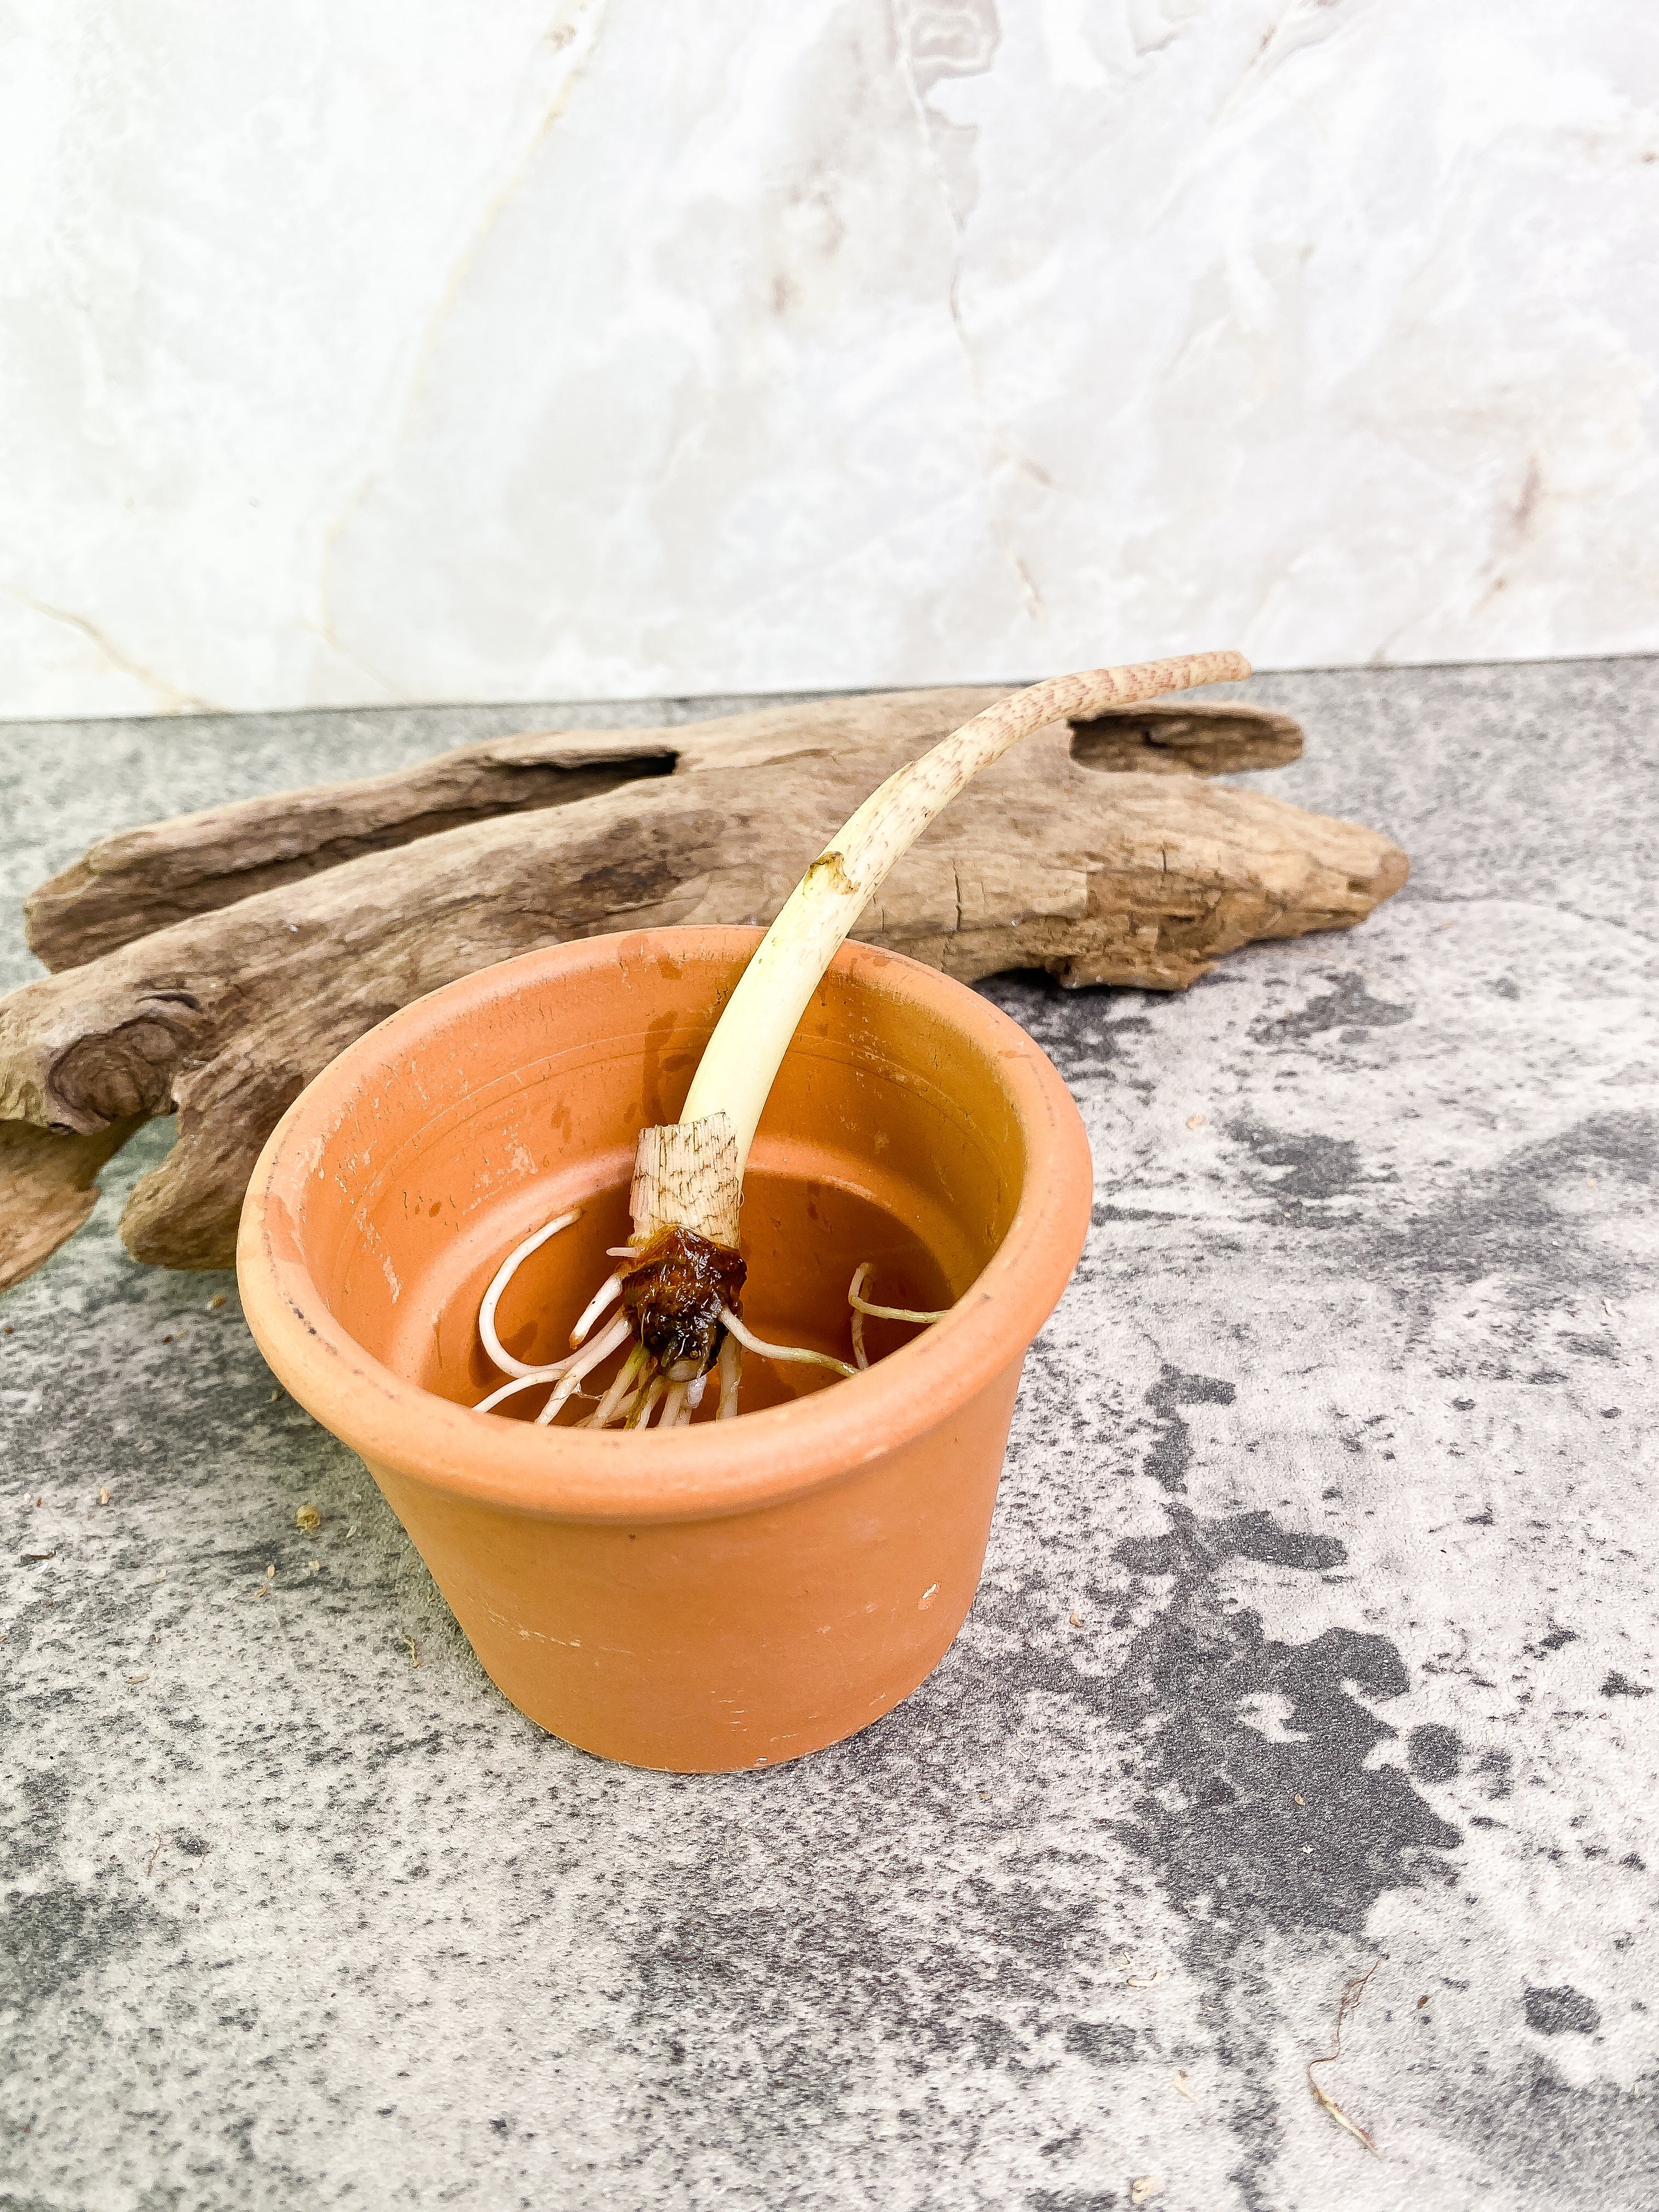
[23,696,1299,970]
[0,1119,144,1293]
[24,738,681,972]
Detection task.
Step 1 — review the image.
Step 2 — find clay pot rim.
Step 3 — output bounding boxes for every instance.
[238,928,1092,1527]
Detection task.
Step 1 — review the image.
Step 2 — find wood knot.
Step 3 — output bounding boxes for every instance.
[48,1017,184,1130]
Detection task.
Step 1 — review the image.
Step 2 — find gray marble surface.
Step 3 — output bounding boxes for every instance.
[2,659,1656,2211]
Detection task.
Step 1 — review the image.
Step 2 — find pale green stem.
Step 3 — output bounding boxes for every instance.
[676,652,1247,1176]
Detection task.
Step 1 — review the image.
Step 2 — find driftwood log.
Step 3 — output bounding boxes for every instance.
[22,694,1304,970]
[0,686,1406,1289]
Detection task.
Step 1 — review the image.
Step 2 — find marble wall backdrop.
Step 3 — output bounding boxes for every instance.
[2,1,1655,718]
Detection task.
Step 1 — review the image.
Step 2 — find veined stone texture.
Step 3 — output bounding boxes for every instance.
[1,0,1656,718]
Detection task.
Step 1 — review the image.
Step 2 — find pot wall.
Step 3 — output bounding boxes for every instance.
[370,1362,1020,1770]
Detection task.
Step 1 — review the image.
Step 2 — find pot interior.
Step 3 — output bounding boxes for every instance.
[294,936,1029,1424]
[408,1167,955,1422]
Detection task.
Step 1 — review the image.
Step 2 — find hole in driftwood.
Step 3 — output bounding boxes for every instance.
[1068,705,1300,778]
[290,752,681,879]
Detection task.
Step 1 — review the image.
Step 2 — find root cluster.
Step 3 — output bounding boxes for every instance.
[471,1207,949,1429]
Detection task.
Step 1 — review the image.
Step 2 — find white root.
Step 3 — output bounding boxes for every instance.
[628,1375,666,1429]
[847,1261,950,1372]
[718,1305,855,1379]
[849,1262,870,1370]
[658,1381,688,1430]
[848,1274,952,1325]
[588,1343,645,1430]
[474,1368,573,1417]
[586,1383,642,1430]
[479,1207,584,1379]
[534,1311,633,1426]
[569,1271,622,1347]
[715,1333,742,1420]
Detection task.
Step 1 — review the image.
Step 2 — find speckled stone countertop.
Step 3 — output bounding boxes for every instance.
[3,659,1655,2212]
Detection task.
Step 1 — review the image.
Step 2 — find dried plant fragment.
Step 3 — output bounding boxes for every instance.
[1307,1960,1381,2154]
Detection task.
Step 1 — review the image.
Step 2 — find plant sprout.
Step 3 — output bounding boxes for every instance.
[472,652,1246,1427]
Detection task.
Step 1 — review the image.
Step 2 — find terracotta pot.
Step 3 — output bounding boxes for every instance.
[238,928,1091,1771]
